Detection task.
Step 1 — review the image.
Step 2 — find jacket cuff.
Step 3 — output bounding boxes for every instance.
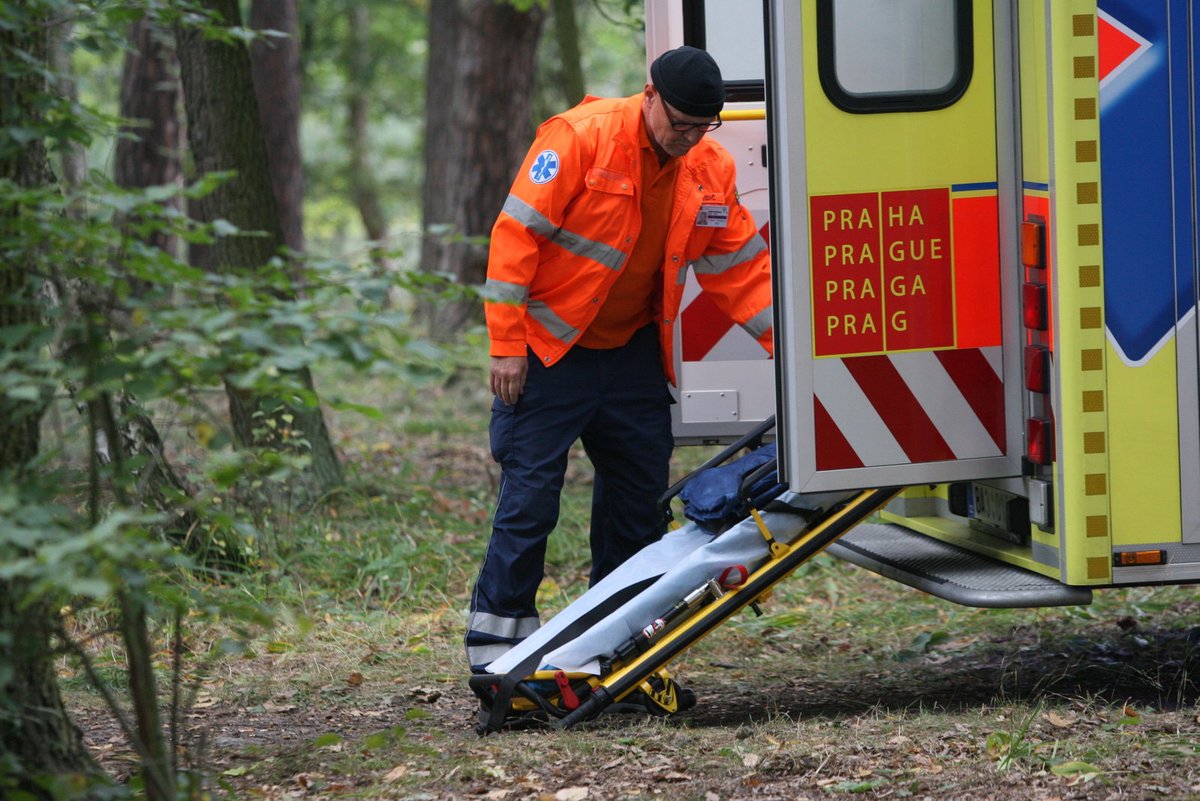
[489,339,528,358]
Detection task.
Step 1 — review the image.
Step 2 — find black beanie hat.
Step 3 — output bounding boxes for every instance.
[650,46,725,118]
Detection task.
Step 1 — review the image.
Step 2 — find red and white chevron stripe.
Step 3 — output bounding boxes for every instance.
[813,348,1006,470]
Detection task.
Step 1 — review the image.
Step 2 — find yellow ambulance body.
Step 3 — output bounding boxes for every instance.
[660,0,1200,601]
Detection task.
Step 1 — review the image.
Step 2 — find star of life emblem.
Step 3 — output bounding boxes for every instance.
[529,149,560,184]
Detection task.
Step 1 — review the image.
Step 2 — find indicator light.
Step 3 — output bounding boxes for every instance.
[1021,221,1045,268]
[1114,550,1167,567]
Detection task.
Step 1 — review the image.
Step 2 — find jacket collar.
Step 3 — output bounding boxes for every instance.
[620,91,719,176]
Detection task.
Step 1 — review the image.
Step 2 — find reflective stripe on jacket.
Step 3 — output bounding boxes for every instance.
[484,92,773,385]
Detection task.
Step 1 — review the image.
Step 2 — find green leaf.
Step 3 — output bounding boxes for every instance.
[326,399,383,419]
[186,170,235,199]
[895,629,950,660]
[361,727,404,749]
[1050,760,1102,778]
[4,385,42,402]
[212,218,240,236]
[70,578,113,600]
[832,778,887,793]
[5,126,40,144]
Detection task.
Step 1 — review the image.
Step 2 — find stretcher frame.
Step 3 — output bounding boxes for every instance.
[469,419,899,732]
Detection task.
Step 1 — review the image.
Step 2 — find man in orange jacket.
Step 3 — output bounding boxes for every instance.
[466,47,773,673]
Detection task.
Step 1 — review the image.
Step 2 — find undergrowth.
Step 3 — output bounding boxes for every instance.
[58,352,1200,800]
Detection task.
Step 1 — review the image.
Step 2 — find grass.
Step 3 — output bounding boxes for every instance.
[57,348,1200,800]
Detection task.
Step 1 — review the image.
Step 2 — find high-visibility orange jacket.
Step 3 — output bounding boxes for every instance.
[484,92,773,385]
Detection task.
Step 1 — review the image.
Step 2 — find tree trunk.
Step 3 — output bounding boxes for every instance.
[249,0,304,254]
[551,0,585,108]
[176,0,342,498]
[116,14,182,262]
[0,594,100,794]
[346,2,391,275]
[58,13,205,549]
[176,0,282,269]
[416,0,546,337]
[0,190,95,801]
[0,10,101,794]
[49,18,87,195]
[111,388,203,545]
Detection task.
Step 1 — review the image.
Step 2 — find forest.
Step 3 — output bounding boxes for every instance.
[4,1,1200,800]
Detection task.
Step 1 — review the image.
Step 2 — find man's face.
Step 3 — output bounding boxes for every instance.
[643,86,720,159]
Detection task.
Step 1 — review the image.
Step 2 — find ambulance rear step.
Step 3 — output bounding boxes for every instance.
[827,523,1093,608]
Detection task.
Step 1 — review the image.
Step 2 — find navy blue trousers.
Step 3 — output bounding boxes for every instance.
[465,325,674,670]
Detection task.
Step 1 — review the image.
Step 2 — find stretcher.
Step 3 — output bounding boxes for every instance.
[469,419,899,733]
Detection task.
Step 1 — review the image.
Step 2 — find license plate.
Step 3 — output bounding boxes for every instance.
[968,483,1025,543]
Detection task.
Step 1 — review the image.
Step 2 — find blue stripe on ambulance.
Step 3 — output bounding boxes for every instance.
[1098,0,1194,364]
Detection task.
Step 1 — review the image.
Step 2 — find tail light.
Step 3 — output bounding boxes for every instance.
[1024,345,1050,393]
[1026,416,1054,465]
[1023,282,1048,330]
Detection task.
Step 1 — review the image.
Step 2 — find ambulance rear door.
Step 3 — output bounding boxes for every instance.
[767,0,1026,492]
[649,0,775,444]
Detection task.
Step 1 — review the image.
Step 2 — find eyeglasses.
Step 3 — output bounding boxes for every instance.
[662,102,722,133]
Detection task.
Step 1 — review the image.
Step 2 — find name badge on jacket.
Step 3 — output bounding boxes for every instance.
[696,204,729,228]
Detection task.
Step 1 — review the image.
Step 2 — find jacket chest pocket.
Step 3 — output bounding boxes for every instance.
[566,168,635,252]
[585,167,634,195]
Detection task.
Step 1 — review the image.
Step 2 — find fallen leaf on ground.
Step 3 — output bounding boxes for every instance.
[556,788,588,801]
[1045,711,1075,728]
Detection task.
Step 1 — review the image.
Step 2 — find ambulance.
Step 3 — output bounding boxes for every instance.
[661,0,1200,602]
[471,0,1200,729]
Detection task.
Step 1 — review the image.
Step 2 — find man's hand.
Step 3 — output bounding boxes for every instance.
[490,356,528,406]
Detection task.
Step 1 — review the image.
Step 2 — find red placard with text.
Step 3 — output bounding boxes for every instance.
[809,192,884,356]
[881,188,954,351]
[810,188,955,357]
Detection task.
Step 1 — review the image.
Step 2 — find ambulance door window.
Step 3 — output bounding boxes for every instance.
[817,0,973,113]
[682,0,765,101]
